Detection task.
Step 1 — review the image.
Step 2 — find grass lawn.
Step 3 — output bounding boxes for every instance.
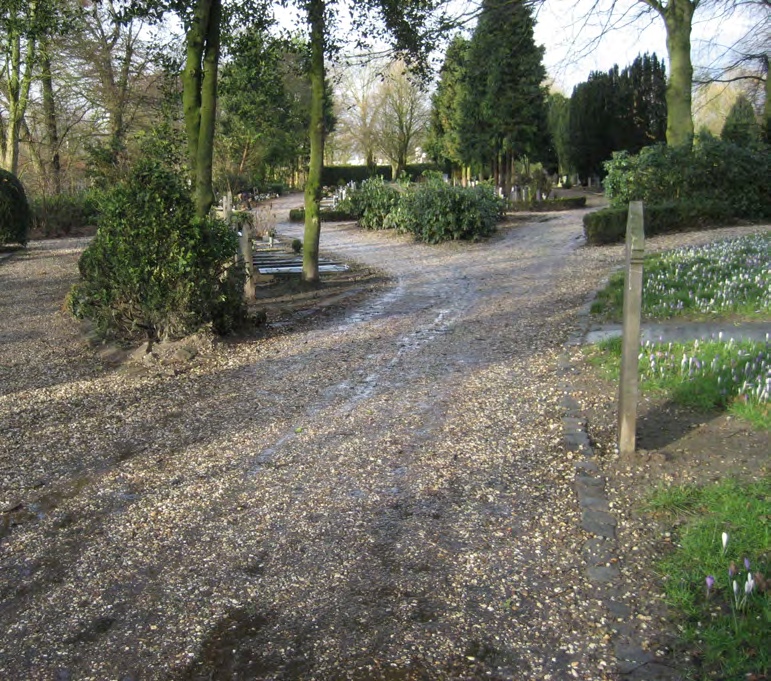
[643,479,770,680]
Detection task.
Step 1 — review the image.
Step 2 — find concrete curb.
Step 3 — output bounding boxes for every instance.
[559,297,681,679]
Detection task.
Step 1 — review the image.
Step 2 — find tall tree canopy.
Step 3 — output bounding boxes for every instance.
[457,0,550,191]
[426,34,469,177]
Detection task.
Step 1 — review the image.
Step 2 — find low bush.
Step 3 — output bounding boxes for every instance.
[68,158,245,341]
[603,135,771,220]
[388,176,505,244]
[288,208,358,222]
[337,176,400,230]
[583,201,735,245]
[0,168,31,246]
[30,190,100,236]
[509,196,586,212]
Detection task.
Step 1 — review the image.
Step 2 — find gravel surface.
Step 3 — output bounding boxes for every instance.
[1,203,768,680]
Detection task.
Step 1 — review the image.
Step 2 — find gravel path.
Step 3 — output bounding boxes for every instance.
[1,203,767,680]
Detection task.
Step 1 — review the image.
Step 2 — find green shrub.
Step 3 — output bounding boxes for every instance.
[0,169,31,246]
[338,176,401,230]
[30,190,100,236]
[583,201,735,245]
[68,158,245,340]
[288,208,358,222]
[291,238,302,254]
[509,196,586,212]
[603,136,771,219]
[388,176,504,243]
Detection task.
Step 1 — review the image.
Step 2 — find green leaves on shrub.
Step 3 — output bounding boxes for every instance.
[389,177,504,243]
[68,159,245,341]
[339,175,505,243]
[338,176,400,230]
[0,169,31,246]
[603,135,771,219]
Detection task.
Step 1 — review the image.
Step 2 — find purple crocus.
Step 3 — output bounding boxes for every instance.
[706,575,715,597]
[744,558,750,571]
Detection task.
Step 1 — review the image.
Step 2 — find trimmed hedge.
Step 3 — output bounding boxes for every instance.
[0,168,31,246]
[321,163,440,186]
[509,196,587,212]
[583,201,735,245]
[288,208,358,222]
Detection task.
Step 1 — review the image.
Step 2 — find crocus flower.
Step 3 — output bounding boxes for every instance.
[744,558,750,571]
[745,575,755,595]
[722,532,729,553]
[706,575,714,596]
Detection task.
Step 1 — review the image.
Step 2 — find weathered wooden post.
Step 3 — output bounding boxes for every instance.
[618,201,645,456]
[240,220,256,302]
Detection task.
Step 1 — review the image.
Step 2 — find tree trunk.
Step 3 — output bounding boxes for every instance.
[663,0,694,146]
[4,29,36,175]
[194,0,221,218]
[182,0,211,186]
[302,0,325,285]
[40,43,61,195]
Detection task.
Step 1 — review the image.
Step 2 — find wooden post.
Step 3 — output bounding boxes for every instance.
[240,220,256,302]
[618,201,645,457]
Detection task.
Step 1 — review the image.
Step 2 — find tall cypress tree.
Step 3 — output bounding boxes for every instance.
[426,34,469,177]
[458,0,550,189]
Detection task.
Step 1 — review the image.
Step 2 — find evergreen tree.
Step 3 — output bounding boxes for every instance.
[721,95,762,146]
[547,92,571,176]
[458,0,550,190]
[569,53,666,181]
[426,34,469,177]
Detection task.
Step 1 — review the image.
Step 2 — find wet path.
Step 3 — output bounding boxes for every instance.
[0,200,621,679]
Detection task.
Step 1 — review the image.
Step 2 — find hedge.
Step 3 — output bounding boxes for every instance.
[509,196,587,212]
[583,201,735,245]
[288,208,358,222]
[321,163,440,186]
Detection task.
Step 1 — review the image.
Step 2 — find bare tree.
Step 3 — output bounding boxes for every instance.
[373,60,431,177]
[333,62,383,167]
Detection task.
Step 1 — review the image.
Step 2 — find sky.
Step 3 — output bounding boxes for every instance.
[533,0,762,94]
[272,0,763,94]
